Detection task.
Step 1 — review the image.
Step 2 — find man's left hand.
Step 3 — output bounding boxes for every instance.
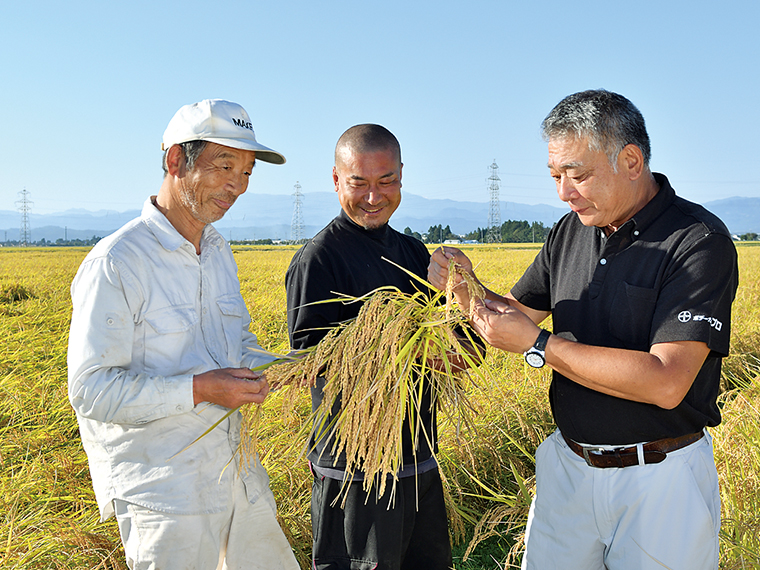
[469,298,540,355]
[192,367,270,408]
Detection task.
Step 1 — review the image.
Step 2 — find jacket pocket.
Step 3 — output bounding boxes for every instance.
[216,295,246,362]
[143,306,198,369]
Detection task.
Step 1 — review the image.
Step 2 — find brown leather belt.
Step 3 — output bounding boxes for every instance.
[562,431,704,468]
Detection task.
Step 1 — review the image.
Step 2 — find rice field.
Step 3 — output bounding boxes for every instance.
[1,243,759,569]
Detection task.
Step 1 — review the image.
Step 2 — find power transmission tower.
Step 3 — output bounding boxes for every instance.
[16,188,33,246]
[290,182,304,243]
[486,161,501,243]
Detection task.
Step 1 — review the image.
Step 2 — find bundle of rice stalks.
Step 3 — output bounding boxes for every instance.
[0,282,36,303]
[264,258,487,503]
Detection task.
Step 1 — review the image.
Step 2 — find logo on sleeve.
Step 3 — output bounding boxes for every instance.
[678,310,722,331]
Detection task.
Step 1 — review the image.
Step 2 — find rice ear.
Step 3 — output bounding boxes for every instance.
[247,258,486,503]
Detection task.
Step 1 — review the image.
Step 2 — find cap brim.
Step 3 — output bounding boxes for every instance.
[201,137,286,164]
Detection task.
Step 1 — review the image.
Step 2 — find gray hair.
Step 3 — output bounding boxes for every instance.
[161,140,208,176]
[335,124,401,166]
[541,90,651,169]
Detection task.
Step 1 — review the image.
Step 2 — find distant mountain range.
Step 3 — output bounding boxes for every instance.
[1,192,757,242]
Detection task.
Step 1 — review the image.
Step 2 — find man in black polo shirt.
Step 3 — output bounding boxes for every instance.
[428,90,738,570]
[286,124,451,570]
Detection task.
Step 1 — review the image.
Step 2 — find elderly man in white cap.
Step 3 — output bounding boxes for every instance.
[67,99,300,569]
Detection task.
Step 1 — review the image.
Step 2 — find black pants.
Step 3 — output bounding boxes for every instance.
[311,467,452,570]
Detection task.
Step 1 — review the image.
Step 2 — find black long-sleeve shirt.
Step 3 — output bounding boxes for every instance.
[285,210,434,472]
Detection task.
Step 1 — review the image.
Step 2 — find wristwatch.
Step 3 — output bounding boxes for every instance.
[524,329,551,368]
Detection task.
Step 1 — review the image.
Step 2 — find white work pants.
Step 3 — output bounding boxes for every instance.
[114,471,299,570]
[521,429,720,570]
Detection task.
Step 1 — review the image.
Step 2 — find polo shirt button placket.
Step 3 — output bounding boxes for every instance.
[589,255,610,298]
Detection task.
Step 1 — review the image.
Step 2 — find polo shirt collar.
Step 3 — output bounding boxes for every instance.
[629,173,676,234]
[598,172,676,240]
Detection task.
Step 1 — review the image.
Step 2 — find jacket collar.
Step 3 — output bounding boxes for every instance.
[142,197,224,253]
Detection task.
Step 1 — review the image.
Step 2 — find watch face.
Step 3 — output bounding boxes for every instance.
[526,351,545,368]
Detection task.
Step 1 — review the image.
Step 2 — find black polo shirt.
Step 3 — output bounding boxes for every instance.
[512,173,738,445]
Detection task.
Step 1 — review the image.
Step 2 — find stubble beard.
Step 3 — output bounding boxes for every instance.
[360,219,387,230]
[179,183,233,225]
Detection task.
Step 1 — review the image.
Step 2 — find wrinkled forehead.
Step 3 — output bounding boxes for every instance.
[547,136,596,169]
[204,142,257,163]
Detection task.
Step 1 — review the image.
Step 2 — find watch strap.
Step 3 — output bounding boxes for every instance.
[533,329,551,352]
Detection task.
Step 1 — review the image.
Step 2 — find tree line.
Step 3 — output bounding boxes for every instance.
[0,236,103,247]
[5,227,755,248]
[405,220,552,244]
[408,224,760,245]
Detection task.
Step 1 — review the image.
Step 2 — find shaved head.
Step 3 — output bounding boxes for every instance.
[335,124,401,167]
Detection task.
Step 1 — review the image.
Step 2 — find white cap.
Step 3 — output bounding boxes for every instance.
[162,99,285,164]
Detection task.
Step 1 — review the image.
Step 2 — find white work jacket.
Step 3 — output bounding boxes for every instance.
[67,198,275,520]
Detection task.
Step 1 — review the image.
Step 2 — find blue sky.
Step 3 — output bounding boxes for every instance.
[1,0,758,216]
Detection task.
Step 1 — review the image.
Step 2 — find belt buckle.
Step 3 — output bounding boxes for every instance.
[581,446,608,467]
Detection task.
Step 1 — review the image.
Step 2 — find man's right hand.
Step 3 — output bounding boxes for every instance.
[428,246,477,310]
[427,246,474,288]
[192,367,270,408]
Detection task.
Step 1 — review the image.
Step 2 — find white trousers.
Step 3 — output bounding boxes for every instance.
[114,472,299,570]
[521,429,720,570]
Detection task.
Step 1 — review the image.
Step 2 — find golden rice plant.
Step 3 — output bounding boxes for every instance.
[4,244,760,569]
[264,258,487,504]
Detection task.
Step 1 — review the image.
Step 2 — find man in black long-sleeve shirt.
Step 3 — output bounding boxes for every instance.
[285,124,451,570]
